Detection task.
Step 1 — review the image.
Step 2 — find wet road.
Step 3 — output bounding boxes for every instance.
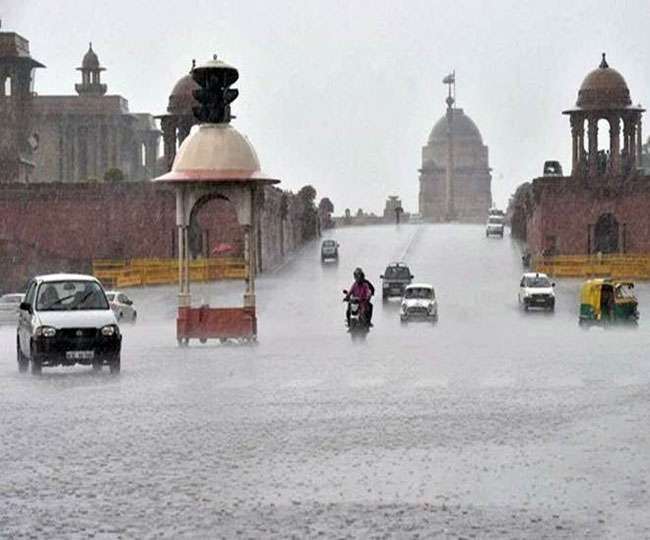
[2,224,650,538]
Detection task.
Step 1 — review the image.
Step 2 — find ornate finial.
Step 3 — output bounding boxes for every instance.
[600,52,609,69]
[89,42,93,51]
[213,54,218,60]
[191,59,196,71]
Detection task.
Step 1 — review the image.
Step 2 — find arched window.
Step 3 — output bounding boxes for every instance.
[141,143,147,167]
[4,76,11,96]
[594,213,619,254]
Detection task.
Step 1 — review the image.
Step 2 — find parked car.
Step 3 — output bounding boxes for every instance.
[518,272,555,311]
[17,274,122,374]
[381,262,414,300]
[0,293,25,325]
[321,239,339,262]
[486,215,505,237]
[400,284,437,322]
[106,290,137,323]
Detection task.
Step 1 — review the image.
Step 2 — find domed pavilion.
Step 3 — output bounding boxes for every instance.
[526,54,650,257]
[157,61,201,171]
[563,53,644,177]
[419,104,492,222]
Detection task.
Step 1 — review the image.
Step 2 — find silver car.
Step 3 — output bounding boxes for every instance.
[0,293,25,325]
[106,291,137,323]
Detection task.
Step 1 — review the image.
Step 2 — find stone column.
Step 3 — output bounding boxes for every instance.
[609,114,621,175]
[587,115,598,176]
[160,116,177,172]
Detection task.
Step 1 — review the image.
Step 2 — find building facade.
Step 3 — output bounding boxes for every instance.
[0,31,160,183]
[419,106,492,222]
[0,32,44,183]
[527,55,650,256]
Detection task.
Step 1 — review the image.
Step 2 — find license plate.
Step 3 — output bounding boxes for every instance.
[66,350,94,360]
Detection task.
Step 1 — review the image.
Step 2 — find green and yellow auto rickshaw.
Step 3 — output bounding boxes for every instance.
[578,279,639,326]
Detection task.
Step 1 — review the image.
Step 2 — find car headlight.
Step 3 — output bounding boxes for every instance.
[401,304,407,312]
[428,303,434,312]
[101,324,119,337]
[35,326,56,338]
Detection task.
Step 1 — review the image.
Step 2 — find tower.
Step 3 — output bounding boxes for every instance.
[75,43,107,96]
[0,31,44,182]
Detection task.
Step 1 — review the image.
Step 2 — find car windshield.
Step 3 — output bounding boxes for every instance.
[385,266,410,279]
[36,280,109,311]
[322,240,336,246]
[524,276,551,288]
[488,217,504,224]
[404,287,433,299]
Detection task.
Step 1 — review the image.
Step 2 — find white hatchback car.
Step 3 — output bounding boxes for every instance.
[17,274,122,374]
[518,272,555,311]
[400,283,438,322]
[106,290,137,323]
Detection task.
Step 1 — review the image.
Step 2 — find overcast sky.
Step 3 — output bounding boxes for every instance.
[5,0,650,213]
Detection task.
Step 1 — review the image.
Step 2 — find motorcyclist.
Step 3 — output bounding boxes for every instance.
[345,267,372,327]
[358,269,375,325]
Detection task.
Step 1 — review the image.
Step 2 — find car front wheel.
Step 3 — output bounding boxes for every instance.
[17,337,28,373]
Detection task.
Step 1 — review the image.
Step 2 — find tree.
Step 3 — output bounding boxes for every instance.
[318,197,334,214]
[297,185,318,241]
[104,168,125,183]
[318,197,335,229]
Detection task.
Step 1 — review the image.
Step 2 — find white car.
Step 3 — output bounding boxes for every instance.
[0,293,25,325]
[106,290,137,323]
[486,215,505,237]
[518,272,555,311]
[400,283,438,322]
[17,274,122,374]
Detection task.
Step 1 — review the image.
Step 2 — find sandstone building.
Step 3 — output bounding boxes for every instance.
[419,96,492,222]
[0,29,160,184]
[527,55,650,256]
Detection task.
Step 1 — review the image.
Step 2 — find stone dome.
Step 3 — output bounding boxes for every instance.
[168,72,199,116]
[428,108,483,145]
[154,124,278,184]
[576,54,631,109]
[81,43,100,69]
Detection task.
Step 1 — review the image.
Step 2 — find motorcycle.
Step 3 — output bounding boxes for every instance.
[343,290,370,335]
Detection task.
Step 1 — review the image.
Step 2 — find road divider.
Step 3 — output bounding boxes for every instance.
[93,257,247,288]
[534,254,650,279]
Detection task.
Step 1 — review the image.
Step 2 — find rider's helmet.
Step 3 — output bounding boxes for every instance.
[353,267,364,282]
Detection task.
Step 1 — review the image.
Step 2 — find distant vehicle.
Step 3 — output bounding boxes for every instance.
[400,284,437,322]
[488,208,505,217]
[381,262,414,300]
[17,274,122,375]
[321,239,339,262]
[106,290,137,323]
[486,215,505,237]
[579,279,638,326]
[0,293,25,325]
[518,272,555,311]
[409,213,424,224]
[543,160,563,176]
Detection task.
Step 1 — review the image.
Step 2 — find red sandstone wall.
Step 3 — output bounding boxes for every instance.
[526,178,650,255]
[0,182,312,293]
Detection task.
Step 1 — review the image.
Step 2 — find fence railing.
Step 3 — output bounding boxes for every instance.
[533,254,650,279]
[93,258,247,289]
